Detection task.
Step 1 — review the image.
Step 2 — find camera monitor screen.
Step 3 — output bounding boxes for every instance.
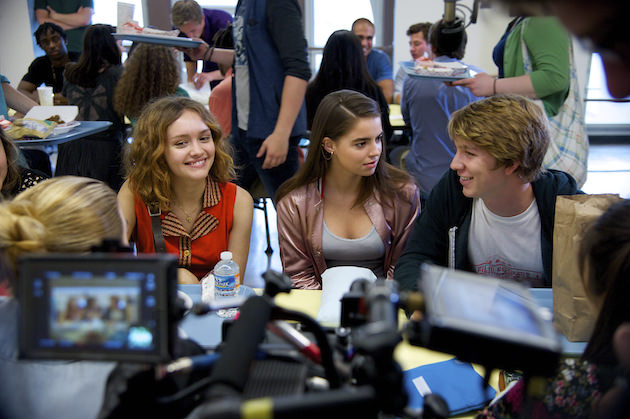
[418,264,561,375]
[17,253,178,363]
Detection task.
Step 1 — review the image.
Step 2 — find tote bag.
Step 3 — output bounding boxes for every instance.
[521,18,589,188]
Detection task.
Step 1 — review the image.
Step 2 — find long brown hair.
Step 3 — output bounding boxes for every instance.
[64,24,121,88]
[579,199,630,365]
[125,96,234,210]
[276,89,413,207]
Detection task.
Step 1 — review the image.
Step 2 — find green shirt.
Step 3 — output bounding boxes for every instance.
[34,0,93,53]
[503,17,570,117]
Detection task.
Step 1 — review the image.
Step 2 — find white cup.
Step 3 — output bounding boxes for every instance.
[37,86,54,106]
[117,2,135,28]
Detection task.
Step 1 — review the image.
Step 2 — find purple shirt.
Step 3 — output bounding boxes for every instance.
[181,8,233,74]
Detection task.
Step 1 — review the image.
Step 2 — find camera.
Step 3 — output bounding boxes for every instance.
[17,253,179,363]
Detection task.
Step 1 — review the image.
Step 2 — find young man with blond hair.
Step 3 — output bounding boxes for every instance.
[395,94,580,291]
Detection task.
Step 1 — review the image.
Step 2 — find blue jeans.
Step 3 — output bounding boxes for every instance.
[231,129,300,204]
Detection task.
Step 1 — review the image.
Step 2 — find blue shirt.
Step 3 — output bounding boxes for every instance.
[401,56,484,193]
[366,48,392,82]
[0,74,9,120]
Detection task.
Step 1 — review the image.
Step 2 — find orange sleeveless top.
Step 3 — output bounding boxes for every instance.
[134,180,236,280]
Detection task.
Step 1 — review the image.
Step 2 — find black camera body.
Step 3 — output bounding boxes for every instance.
[17,253,179,363]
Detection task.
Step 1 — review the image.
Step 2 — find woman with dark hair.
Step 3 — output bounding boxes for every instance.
[276,90,419,289]
[114,43,189,126]
[56,24,125,191]
[0,130,47,293]
[305,30,393,142]
[0,130,47,200]
[118,96,252,284]
[478,200,630,418]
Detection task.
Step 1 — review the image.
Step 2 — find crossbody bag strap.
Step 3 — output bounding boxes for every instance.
[147,202,167,253]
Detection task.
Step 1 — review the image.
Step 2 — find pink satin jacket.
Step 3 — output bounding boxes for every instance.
[276,179,420,289]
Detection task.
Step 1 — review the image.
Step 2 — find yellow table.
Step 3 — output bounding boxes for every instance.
[389,104,406,129]
[273,289,499,418]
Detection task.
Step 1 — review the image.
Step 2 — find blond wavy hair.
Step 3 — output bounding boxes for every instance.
[448,94,550,182]
[125,96,235,210]
[0,176,124,272]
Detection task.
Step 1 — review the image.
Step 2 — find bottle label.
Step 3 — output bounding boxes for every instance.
[215,273,237,297]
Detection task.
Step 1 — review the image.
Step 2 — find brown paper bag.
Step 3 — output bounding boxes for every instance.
[553,194,623,341]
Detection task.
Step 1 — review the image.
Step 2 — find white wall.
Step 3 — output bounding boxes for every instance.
[393,0,511,74]
[0,0,37,85]
[392,0,590,95]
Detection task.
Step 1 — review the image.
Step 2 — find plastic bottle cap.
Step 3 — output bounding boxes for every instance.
[220,251,232,260]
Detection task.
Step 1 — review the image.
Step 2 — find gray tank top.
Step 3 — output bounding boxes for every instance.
[322,220,385,278]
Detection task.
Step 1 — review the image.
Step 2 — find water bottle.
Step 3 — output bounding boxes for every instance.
[214,251,240,318]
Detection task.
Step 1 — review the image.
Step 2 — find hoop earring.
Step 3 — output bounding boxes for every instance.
[321,148,333,161]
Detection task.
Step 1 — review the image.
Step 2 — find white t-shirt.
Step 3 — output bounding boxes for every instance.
[468,198,544,287]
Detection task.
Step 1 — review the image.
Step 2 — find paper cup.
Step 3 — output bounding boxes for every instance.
[117,2,135,28]
[37,86,53,106]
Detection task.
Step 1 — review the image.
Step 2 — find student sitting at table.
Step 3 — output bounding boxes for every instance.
[118,96,253,284]
[0,176,126,419]
[0,129,47,200]
[114,43,189,127]
[478,199,630,418]
[394,94,580,292]
[55,24,125,192]
[18,22,79,105]
[276,90,420,289]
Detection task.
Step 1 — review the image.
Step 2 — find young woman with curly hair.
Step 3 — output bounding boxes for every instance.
[118,96,253,284]
[276,90,420,289]
[114,43,189,125]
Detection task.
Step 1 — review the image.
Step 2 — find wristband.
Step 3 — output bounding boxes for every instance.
[204,45,215,62]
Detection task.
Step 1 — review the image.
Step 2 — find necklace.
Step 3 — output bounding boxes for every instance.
[173,202,199,224]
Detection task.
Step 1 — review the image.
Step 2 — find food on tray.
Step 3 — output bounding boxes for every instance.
[118,21,180,37]
[413,58,468,77]
[45,114,65,124]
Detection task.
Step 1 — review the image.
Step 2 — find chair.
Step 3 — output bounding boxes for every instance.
[389,145,410,171]
[249,177,273,256]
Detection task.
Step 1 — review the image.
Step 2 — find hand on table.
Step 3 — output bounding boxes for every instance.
[178,268,200,284]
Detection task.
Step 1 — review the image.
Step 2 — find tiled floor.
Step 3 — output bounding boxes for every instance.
[241,140,630,288]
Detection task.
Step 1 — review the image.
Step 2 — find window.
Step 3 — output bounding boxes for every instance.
[585,53,630,134]
[306,0,374,74]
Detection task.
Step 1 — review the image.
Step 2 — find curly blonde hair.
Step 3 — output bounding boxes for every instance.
[448,94,550,182]
[114,43,182,120]
[0,176,124,272]
[125,96,235,210]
